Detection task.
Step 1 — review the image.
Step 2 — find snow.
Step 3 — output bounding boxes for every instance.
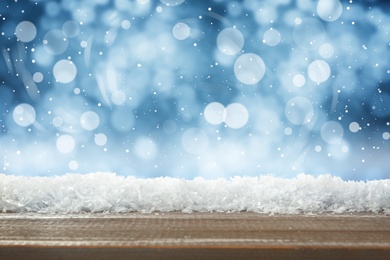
[1,173,389,214]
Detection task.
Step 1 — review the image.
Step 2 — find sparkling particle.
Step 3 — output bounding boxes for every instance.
[383,132,390,140]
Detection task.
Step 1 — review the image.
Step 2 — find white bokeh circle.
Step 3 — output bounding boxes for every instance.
[234,53,266,85]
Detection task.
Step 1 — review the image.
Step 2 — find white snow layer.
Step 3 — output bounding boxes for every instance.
[1,173,389,214]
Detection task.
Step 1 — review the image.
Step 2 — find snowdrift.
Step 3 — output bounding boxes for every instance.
[1,173,389,214]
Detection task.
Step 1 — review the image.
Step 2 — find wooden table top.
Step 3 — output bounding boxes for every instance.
[0,212,389,259]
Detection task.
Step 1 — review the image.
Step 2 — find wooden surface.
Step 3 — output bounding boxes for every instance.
[0,212,389,259]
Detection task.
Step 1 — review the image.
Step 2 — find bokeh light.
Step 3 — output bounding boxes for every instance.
[14,21,36,42]
[234,53,266,85]
[217,28,244,55]
[1,0,389,180]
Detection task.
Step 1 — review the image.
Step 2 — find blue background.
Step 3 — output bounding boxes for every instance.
[0,0,389,180]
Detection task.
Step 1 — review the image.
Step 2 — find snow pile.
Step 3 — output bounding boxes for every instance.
[1,173,389,214]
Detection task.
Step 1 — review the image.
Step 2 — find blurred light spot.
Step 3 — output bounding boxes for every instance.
[285,96,314,125]
[172,22,190,40]
[80,41,88,48]
[13,103,36,127]
[80,111,100,131]
[308,60,331,84]
[62,20,80,38]
[121,20,131,30]
[15,21,37,42]
[321,121,344,144]
[292,74,305,87]
[43,29,69,55]
[182,128,209,154]
[52,116,63,127]
[315,145,322,152]
[94,133,107,146]
[284,127,293,135]
[294,17,302,25]
[293,18,325,50]
[263,28,281,47]
[74,88,81,95]
[45,1,60,17]
[160,0,185,7]
[68,160,79,170]
[342,145,349,153]
[383,132,390,140]
[204,102,225,125]
[163,119,177,134]
[53,59,77,83]
[319,43,334,59]
[134,137,157,160]
[137,0,150,5]
[56,135,75,153]
[217,28,244,55]
[349,122,360,133]
[234,53,266,85]
[224,103,249,129]
[111,90,126,105]
[32,72,44,83]
[317,0,343,22]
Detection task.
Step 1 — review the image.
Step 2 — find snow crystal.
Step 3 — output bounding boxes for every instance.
[1,173,389,214]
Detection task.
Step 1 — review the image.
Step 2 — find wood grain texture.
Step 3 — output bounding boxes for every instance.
[0,212,389,259]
